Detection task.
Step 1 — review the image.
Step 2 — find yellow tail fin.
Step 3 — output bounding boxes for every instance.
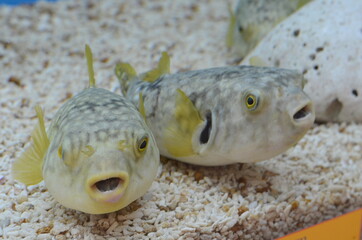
[142,52,170,82]
[12,106,50,185]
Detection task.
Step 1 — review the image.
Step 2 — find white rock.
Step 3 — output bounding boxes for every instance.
[51,222,69,235]
[242,0,362,122]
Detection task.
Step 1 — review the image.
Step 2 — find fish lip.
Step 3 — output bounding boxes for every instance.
[291,100,315,126]
[104,192,124,203]
[86,172,129,203]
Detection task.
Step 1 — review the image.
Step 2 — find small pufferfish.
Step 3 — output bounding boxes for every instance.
[115,52,315,166]
[12,45,159,214]
[226,0,312,57]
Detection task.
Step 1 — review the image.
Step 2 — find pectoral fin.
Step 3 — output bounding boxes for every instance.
[12,106,50,185]
[164,89,203,157]
[115,62,138,94]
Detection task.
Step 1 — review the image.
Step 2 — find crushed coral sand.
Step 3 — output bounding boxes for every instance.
[0,0,361,239]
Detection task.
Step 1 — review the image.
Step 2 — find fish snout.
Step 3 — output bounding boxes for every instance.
[86,172,129,203]
[290,100,315,126]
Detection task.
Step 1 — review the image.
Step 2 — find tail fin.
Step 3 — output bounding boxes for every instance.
[85,44,96,88]
[115,62,138,95]
[115,52,171,94]
[142,52,170,82]
[12,106,49,185]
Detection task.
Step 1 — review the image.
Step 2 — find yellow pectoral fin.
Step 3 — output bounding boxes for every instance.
[12,106,49,185]
[115,62,138,94]
[164,89,203,157]
[143,52,170,82]
[115,62,137,79]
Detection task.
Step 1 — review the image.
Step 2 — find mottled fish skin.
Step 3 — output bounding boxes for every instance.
[12,46,159,214]
[43,87,159,214]
[126,65,315,166]
[230,0,311,57]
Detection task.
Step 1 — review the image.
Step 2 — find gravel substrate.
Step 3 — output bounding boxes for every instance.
[0,0,361,239]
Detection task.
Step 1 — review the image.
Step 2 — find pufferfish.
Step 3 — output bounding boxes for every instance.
[115,52,315,166]
[12,45,159,214]
[226,0,312,57]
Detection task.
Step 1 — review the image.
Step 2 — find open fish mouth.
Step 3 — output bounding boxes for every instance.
[87,172,129,203]
[292,101,315,124]
[94,177,122,192]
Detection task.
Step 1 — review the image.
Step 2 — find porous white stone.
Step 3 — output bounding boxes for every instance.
[242,0,362,122]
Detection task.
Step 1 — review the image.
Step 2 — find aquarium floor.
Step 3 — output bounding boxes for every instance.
[0,0,361,239]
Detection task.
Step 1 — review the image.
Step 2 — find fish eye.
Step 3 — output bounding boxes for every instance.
[137,136,148,153]
[245,93,258,111]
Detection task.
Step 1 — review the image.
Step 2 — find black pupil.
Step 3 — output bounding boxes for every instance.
[247,97,254,106]
[140,139,147,149]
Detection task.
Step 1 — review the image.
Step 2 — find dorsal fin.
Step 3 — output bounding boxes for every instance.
[163,89,203,157]
[226,4,236,49]
[85,44,96,88]
[12,105,50,185]
[115,62,138,95]
[142,52,170,82]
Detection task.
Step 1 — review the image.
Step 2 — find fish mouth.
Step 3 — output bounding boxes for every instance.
[94,177,122,192]
[291,101,315,125]
[86,172,129,203]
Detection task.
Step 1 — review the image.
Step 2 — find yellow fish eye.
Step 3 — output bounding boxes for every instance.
[137,136,148,153]
[245,93,258,110]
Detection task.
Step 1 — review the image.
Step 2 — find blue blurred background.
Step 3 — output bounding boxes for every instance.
[0,0,57,5]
